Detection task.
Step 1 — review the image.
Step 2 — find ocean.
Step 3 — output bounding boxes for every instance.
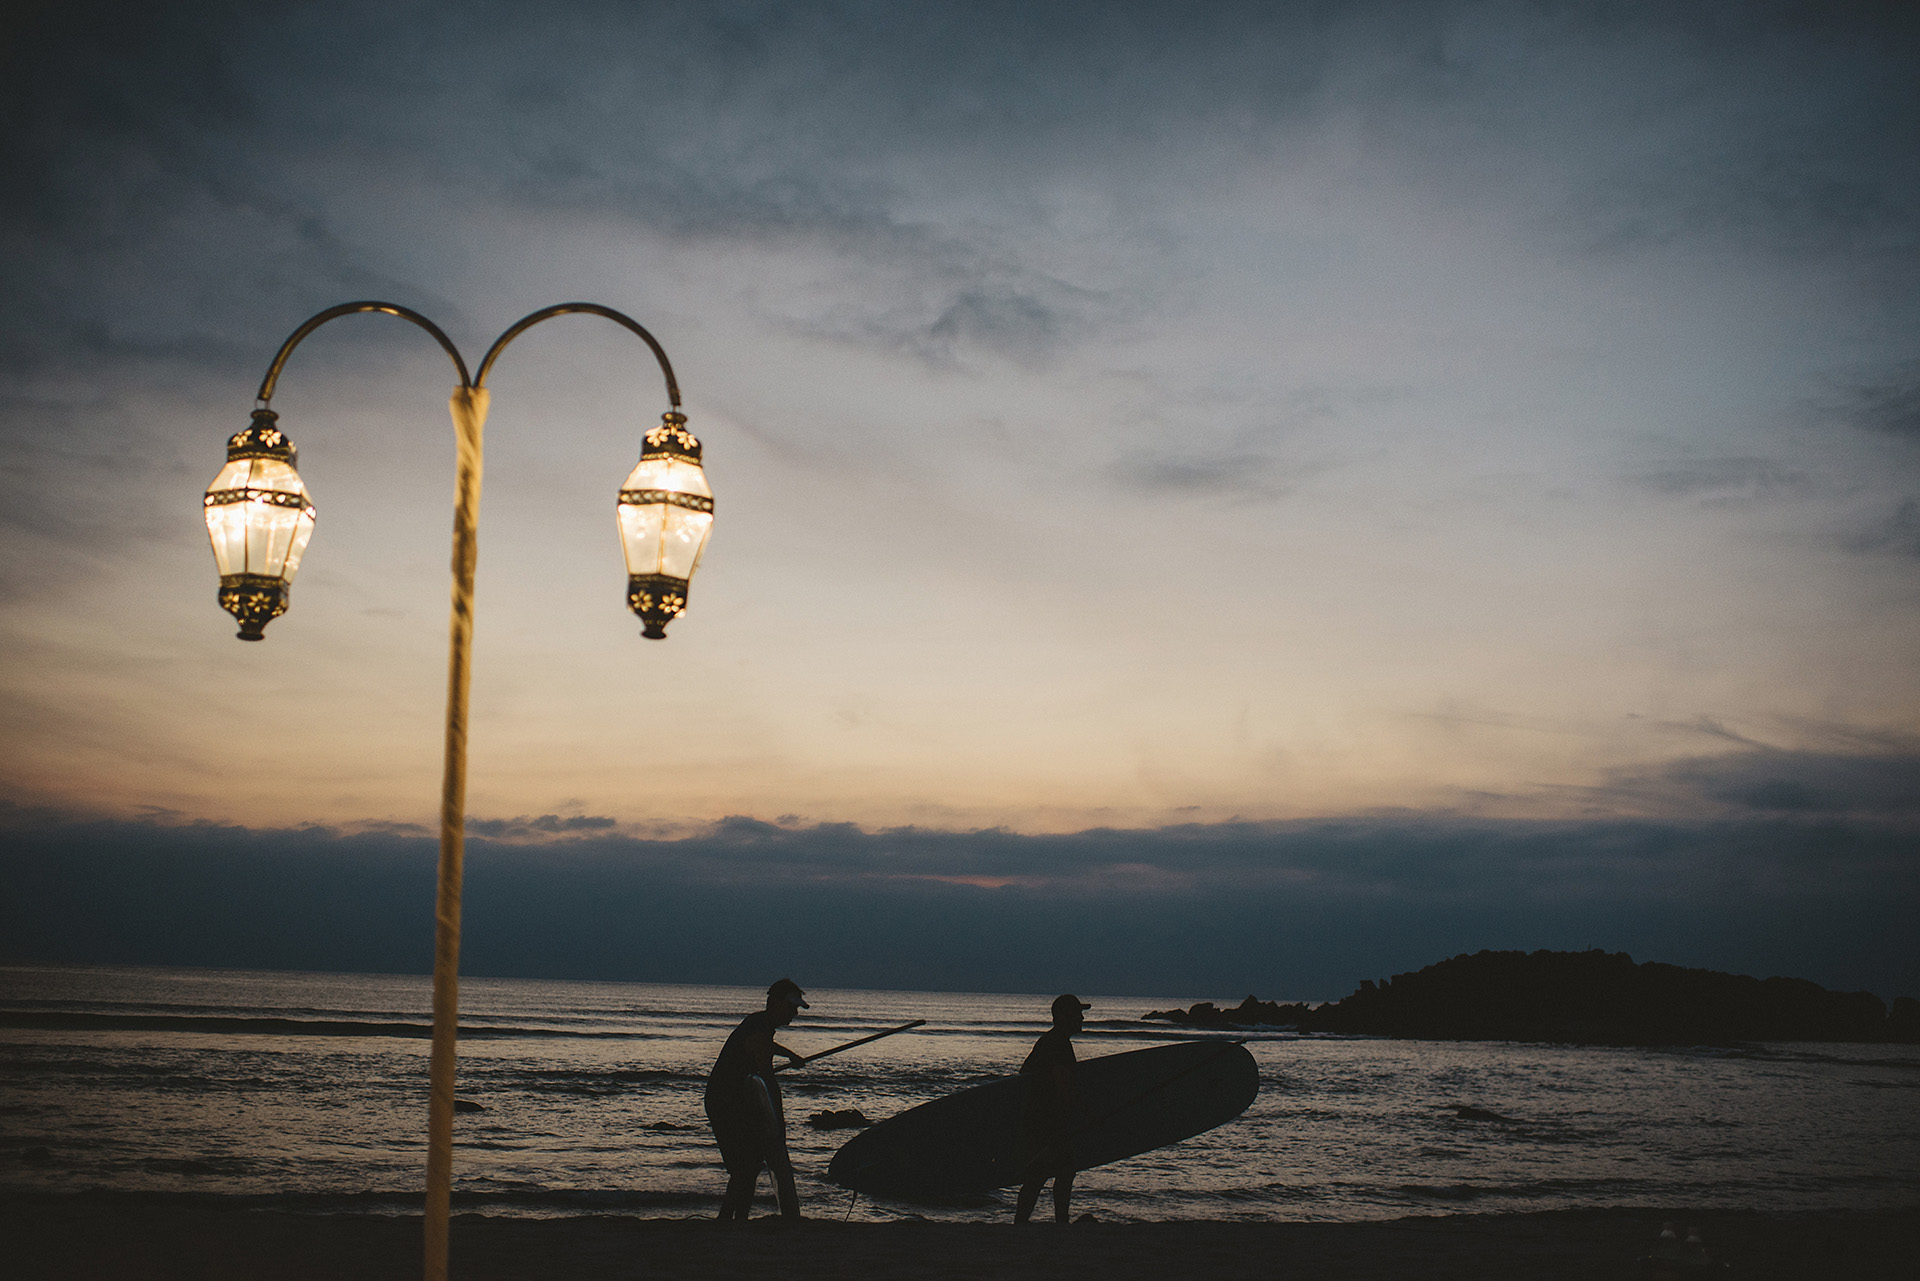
[2,965,1915,1223]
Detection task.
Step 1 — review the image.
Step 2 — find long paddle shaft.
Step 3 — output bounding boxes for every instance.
[782,1019,927,1069]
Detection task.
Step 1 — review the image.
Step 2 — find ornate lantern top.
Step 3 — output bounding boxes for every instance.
[640,411,701,463]
[226,408,298,463]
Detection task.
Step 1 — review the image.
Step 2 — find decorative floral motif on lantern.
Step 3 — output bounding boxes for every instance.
[617,411,713,639]
[203,408,317,640]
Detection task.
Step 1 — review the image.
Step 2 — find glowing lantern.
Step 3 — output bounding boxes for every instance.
[203,409,317,640]
[617,411,713,639]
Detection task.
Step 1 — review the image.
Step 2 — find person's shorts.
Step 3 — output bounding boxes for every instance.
[705,1098,767,1176]
[1013,1120,1074,1177]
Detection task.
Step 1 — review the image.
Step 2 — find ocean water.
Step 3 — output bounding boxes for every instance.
[2,964,1916,1222]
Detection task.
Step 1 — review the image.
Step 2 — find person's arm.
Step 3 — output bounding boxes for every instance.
[772,1041,802,1064]
[746,1023,779,1076]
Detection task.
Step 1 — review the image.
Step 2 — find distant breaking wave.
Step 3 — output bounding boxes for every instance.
[0,1012,648,1039]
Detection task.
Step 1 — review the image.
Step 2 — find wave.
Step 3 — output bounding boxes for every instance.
[0,1012,656,1040]
[0,1014,698,1044]
[3,1010,1189,1045]
[0,1186,719,1214]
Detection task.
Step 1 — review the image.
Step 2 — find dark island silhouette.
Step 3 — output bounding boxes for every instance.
[1144,949,1920,1045]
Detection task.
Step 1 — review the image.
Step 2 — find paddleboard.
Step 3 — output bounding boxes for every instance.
[827,1039,1258,1199]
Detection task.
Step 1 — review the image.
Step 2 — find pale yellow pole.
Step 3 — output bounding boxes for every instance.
[424,386,488,1281]
[239,302,685,1281]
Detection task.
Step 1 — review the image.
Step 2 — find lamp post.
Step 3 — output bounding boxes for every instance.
[204,301,712,1281]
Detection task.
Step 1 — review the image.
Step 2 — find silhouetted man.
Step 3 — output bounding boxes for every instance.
[1014,993,1088,1223]
[705,978,809,1220]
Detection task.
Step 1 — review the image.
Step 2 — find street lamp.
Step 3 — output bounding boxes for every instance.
[203,409,318,639]
[206,302,710,640]
[204,300,705,1281]
[618,411,715,638]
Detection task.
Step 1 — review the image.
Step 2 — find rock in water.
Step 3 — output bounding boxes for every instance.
[806,1108,871,1130]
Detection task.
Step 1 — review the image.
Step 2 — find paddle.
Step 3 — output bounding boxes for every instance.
[780,1019,927,1069]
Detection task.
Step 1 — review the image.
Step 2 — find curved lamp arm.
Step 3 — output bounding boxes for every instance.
[255,301,474,405]
[474,303,681,407]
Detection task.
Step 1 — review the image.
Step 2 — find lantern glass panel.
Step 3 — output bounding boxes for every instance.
[618,455,712,577]
[617,497,665,572]
[661,502,713,579]
[204,457,316,580]
[206,462,252,576]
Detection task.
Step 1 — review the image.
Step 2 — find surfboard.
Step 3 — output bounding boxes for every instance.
[826,1039,1259,1199]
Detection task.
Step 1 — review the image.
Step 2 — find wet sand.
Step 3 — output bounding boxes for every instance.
[8,1196,1915,1280]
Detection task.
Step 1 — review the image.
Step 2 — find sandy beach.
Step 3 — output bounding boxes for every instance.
[8,1196,1915,1281]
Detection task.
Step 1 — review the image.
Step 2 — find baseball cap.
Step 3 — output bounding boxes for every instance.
[769,978,810,1008]
[1052,993,1091,1019]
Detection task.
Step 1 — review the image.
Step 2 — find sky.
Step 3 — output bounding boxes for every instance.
[2,1,1916,999]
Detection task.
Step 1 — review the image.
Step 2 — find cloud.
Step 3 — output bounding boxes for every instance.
[464,813,620,839]
[783,265,1120,369]
[1542,6,1920,259]
[1109,450,1285,501]
[1661,748,1920,815]
[4,808,1916,997]
[1591,735,1920,818]
[1627,457,1817,503]
[1107,387,1344,500]
[1828,365,1920,438]
[1844,498,1920,558]
[11,0,1910,364]
[3,2,1919,927]
[14,806,1920,901]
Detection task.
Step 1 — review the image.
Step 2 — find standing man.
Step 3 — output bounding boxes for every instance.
[1014,993,1088,1224]
[705,978,810,1220]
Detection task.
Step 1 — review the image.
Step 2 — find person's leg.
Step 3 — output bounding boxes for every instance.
[718,1165,758,1220]
[766,1137,801,1218]
[709,1106,759,1221]
[1052,1168,1075,1223]
[1014,1173,1045,1223]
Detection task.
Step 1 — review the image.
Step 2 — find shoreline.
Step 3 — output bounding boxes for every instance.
[8,1195,1915,1280]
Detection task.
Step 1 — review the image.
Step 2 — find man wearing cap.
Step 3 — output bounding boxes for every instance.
[1014,993,1089,1223]
[705,978,810,1220]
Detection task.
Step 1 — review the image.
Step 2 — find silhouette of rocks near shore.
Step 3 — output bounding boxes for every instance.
[1143,949,1920,1045]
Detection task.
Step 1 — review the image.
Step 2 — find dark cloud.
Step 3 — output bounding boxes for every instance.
[921,288,1072,364]
[7,0,1913,389]
[0,1,438,380]
[464,813,620,839]
[1598,739,1920,817]
[1109,451,1284,501]
[1108,388,1341,500]
[1843,498,1920,558]
[1627,457,1816,502]
[787,270,1117,369]
[1830,367,1920,438]
[1661,748,1920,815]
[3,809,1915,998]
[1544,6,1920,257]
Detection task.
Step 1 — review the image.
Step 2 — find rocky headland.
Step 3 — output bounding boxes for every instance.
[1143,949,1920,1045]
